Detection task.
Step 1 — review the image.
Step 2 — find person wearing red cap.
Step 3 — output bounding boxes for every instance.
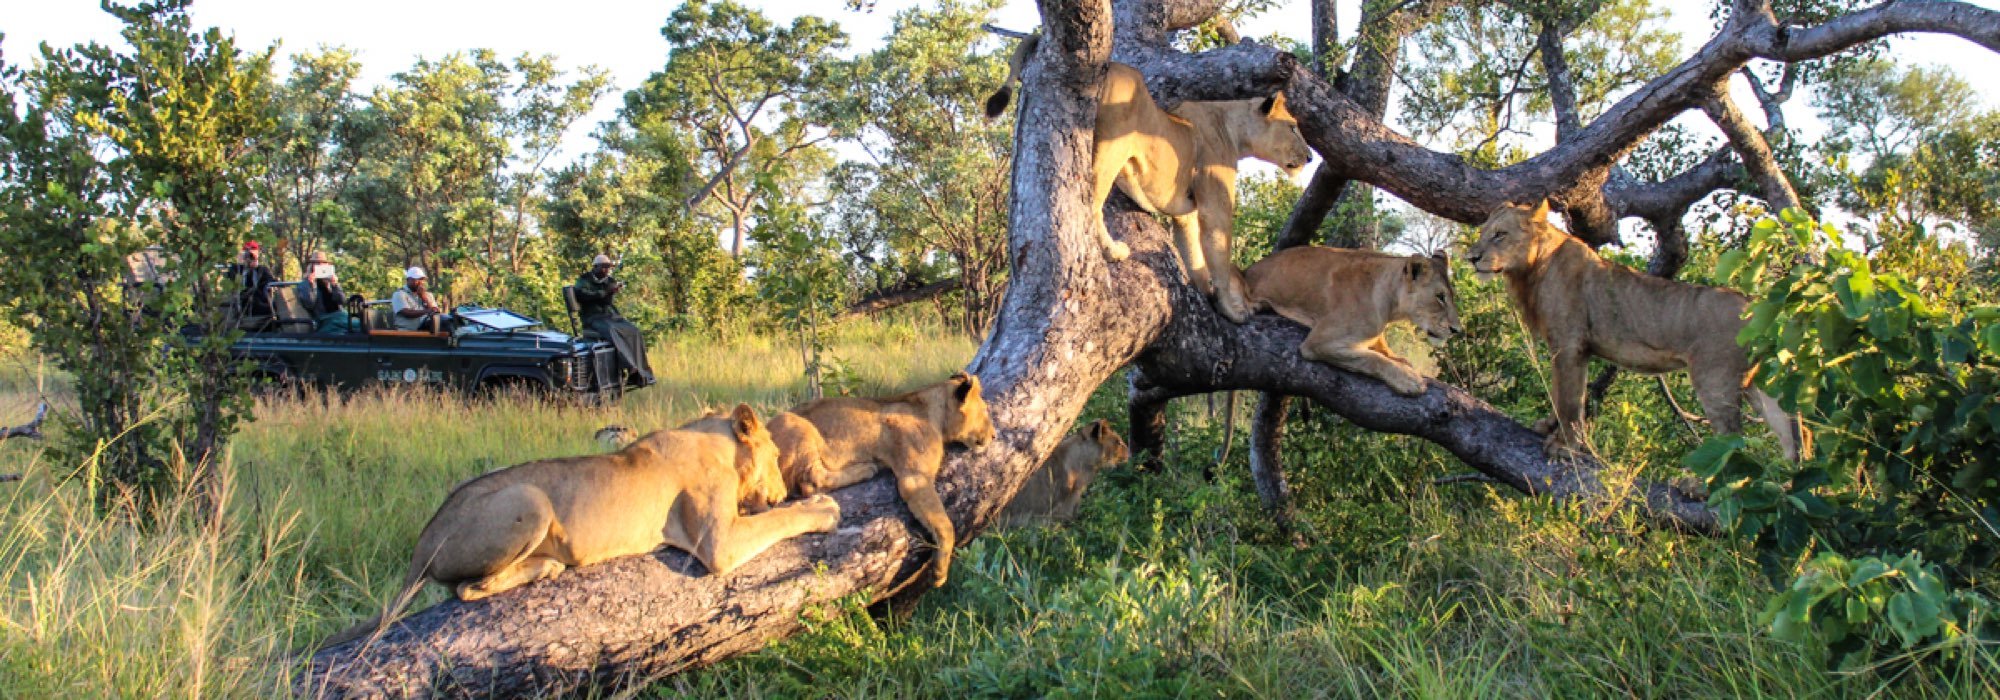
[225,240,276,321]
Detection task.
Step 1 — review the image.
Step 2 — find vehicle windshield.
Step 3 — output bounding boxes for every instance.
[453,307,544,332]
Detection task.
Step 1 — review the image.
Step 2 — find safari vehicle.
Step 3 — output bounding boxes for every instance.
[225,295,630,401]
[128,248,633,400]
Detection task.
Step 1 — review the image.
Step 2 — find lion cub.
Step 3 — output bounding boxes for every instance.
[1465,200,1803,460]
[1000,420,1129,526]
[985,34,1313,324]
[773,372,995,588]
[1244,247,1462,396]
[320,405,837,649]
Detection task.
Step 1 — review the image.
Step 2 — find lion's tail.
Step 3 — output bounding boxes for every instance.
[312,565,428,652]
[983,32,1040,118]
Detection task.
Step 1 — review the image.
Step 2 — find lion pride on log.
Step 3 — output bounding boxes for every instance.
[318,405,839,649]
[769,372,995,588]
[1245,247,1462,396]
[1465,200,1804,460]
[985,33,1313,324]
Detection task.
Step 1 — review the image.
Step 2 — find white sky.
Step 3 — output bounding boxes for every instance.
[6,0,1999,197]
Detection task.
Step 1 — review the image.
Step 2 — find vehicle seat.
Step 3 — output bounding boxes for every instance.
[368,304,393,332]
[268,284,316,333]
[563,286,603,340]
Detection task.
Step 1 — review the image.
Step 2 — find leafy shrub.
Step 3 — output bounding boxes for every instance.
[1688,209,2000,668]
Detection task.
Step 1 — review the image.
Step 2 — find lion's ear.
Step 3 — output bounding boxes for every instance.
[1087,420,1108,441]
[1529,198,1552,220]
[1258,96,1276,116]
[1407,258,1428,282]
[954,374,979,402]
[730,404,761,442]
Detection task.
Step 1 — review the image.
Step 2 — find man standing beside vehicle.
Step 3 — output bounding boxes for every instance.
[392,266,453,333]
[574,254,655,387]
[297,252,351,334]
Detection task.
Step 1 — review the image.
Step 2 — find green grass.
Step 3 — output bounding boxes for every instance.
[0,316,1992,697]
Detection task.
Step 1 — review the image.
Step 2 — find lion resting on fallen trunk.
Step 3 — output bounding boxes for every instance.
[985,34,1313,324]
[1465,200,1804,460]
[770,372,994,588]
[319,405,837,649]
[1245,247,1462,396]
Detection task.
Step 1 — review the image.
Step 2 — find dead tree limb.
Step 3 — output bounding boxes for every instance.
[838,277,962,320]
[0,402,46,442]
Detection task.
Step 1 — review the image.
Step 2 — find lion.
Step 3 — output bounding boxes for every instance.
[594,425,637,449]
[772,371,995,588]
[1465,200,1804,460]
[999,419,1129,526]
[985,33,1313,324]
[318,405,837,649]
[1244,246,1463,396]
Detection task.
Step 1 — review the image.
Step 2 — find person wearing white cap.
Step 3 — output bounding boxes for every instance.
[573,253,654,387]
[390,265,453,332]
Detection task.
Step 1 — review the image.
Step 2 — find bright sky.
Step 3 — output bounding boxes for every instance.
[6,0,1999,177]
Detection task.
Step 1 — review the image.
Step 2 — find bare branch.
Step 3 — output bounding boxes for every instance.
[1701,85,1801,212]
[0,402,46,442]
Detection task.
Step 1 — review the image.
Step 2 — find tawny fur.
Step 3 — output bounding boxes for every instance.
[1465,200,1804,460]
[1245,247,1463,396]
[1000,420,1129,525]
[318,405,838,650]
[985,33,1313,324]
[776,372,995,588]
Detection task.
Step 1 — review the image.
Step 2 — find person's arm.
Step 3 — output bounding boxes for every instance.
[393,291,427,318]
[573,275,613,303]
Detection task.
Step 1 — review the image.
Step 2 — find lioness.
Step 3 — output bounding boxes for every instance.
[1244,247,1462,396]
[1465,200,1803,460]
[320,405,837,649]
[1000,419,1129,526]
[985,34,1313,324]
[777,372,995,587]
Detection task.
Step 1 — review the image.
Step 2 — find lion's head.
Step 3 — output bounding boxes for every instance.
[1400,253,1463,346]
[943,372,995,449]
[1084,419,1129,467]
[684,404,787,513]
[1466,200,1561,281]
[1243,93,1313,178]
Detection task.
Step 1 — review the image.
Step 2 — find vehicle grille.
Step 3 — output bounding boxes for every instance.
[566,353,593,390]
[592,346,618,390]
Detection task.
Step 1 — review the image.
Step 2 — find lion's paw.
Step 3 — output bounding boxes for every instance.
[1214,293,1253,324]
[803,494,842,529]
[1103,239,1132,261]
[1529,416,1557,435]
[1387,373,1427,396]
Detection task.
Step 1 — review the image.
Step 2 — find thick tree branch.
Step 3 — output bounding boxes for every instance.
[839,277,963,320]
[1701,85,1801,212]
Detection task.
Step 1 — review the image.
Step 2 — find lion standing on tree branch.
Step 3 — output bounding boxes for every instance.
[985,33,1313,323]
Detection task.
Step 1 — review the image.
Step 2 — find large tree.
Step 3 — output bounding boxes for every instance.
[302,1,2000,695]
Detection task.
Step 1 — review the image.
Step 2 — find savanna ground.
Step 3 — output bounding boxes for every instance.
[0,288,1992,698]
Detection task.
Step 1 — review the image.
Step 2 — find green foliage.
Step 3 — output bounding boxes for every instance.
[1689,209,2000,668]
[815,0,1012,337]
[751,201,854,398]
[0,0,274,511]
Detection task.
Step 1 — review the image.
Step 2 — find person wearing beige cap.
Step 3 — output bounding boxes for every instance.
[391,265,454,332]
[573,253,654,387]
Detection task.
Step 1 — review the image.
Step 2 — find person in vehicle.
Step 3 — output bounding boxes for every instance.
[225,240,276,319]
[391,266,453,332]
[574,254,655,387]
[297,252,352,334]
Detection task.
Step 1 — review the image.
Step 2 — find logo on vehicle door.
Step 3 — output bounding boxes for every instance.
[377,368,444,383]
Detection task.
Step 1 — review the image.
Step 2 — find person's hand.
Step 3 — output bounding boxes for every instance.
[608,280,624,294]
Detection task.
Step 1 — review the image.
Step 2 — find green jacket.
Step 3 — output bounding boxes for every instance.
[573,272,621,322]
